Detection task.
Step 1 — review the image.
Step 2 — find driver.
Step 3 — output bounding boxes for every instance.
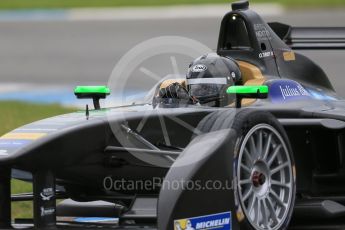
[156,53,242,107]
[186,53,242,107]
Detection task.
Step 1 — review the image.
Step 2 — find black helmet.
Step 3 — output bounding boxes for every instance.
[186,53,241,107]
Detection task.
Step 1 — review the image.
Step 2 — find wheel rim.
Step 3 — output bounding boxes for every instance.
[237,124,294,230]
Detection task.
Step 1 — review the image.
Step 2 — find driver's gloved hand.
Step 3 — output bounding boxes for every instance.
[159,82,190,100]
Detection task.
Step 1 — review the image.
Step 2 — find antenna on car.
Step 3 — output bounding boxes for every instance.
[86,104,89,120]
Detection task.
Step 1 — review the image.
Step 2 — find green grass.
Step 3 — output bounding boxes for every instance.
[0,0,343,9]
[11,180,33,219]
[0,101,75,220]
[0,101,75,137]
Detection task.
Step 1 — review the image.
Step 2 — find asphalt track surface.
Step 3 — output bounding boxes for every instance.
[0,9,345,99]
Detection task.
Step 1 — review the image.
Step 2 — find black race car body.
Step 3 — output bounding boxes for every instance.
[1,1,345,229]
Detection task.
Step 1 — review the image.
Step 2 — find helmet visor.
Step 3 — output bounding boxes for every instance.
[187,77,228,98]
[189,84,225,98]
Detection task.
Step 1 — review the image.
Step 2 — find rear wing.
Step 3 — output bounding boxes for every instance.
[269,22,345,50]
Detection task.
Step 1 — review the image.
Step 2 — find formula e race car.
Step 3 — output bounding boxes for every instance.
[2,1,345,229]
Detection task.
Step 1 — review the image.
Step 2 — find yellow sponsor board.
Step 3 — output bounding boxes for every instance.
[0,133,47,140]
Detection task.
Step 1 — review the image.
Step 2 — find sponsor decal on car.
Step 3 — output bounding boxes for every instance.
[40,207,55,217]
[0,132,47,140]
[74,217,119,223]
[16,128,57,132]
[191,64,207,73]
[40,188,54,201]
[0,140,32,149]
[283,51,296,61]
[269,80,310,103]
[174,212,231,230]
[259,51,274,59]
[254,24,272,41]
[0,149,9,156]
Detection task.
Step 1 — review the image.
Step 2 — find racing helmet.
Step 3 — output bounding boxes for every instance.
[186,53,242,106]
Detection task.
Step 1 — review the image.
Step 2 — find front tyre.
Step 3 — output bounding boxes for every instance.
[235,123,295,230]
[197,110,296,230]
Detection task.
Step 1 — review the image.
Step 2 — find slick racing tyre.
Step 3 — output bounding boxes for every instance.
[196,109,296,230]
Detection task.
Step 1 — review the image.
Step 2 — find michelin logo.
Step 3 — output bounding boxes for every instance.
[174,212,231,230]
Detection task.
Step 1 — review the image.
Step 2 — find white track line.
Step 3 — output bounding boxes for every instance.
[0,4,284,22]
[0,83,69,93]
[68,4,284,21]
